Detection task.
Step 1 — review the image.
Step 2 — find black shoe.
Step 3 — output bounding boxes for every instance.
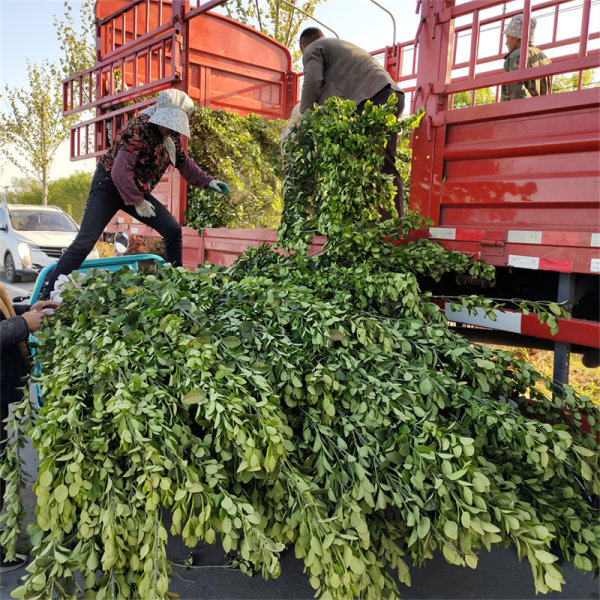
[0,552,28,573]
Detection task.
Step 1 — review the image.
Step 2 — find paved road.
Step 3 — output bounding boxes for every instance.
[0,276,35,302]
[0,277,598,599]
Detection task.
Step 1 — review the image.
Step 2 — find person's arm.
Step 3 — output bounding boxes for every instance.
[503,50,531,100]
[0,314,29,350]
[300,45,325,114]
[177,156,214,189]
[111,150,147,206]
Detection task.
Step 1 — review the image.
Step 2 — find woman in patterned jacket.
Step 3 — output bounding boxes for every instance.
[41,89,229,297]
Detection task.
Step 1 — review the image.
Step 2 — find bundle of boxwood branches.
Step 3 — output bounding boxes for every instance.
[186,107,286,229]
[1,97,598,600]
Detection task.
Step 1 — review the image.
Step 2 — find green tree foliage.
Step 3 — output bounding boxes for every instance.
[53,0,96,80]
[46,171,92,224]
[2,100,598,600]
[452,87,495,109]
[4,172,92,224]
[552,69,597,93]
[2,177,41,206]
[186,107,286,228]
[0,61,79,205]
[0,1,95,206]
[278,96,422,245]
[225,0,325,65]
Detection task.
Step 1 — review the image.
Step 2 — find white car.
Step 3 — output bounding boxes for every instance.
[0,204,99,283]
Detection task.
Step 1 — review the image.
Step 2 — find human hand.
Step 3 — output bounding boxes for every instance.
[22,310,45,333]
[208,180,229,196]
[135,200,156,219]
[30,300,59,312]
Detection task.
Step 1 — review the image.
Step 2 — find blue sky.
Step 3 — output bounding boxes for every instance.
[0,0,420,186]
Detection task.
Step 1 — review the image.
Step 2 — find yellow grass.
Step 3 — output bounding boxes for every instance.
[511,348,600,403]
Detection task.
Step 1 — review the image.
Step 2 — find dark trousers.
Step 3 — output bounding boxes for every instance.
[44,166,182,294]
[358,85,406,219]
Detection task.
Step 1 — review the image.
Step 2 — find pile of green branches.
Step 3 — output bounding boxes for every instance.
[1,97,598,600]
[186,107,286,229]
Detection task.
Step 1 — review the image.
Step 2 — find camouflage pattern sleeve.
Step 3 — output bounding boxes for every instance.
[501,46,551,101]
[501,49,531,101]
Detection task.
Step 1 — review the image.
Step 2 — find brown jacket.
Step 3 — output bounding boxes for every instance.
[300,38,401,113]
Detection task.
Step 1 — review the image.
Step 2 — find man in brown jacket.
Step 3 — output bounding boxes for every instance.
[299,28,405,217]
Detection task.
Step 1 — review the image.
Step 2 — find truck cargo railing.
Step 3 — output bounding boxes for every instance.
[411,0,599,113]
[63,0,230,117]
[69,99,155,160]
[65,0,296,161]
[98,0,176,60]
[63,29,180,116]
[97,1,225,60]
[371,41,418,107]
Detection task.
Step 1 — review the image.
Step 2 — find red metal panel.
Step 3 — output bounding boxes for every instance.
[186,12,295,119]
[411,0,600,284]
[203,228,278,267]
[521,315,600,349]
[198,230,326,268]
[433,238,599,275]
[182,226,203,268]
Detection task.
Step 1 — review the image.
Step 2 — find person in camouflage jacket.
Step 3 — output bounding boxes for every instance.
[501,14,551,101]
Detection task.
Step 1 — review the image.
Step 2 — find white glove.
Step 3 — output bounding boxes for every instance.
[208,180,230,196]
[135,200,156,218]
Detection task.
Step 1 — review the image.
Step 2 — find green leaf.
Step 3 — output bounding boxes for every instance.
[444,520,458,540]
[417,517,430,539]
[183,390,206,405]
[54,484,68,503]
[535,550,559,564]
[548,302,561,316]
[419,378,433,395]
[222,336,242,348]
[38,471,53,488]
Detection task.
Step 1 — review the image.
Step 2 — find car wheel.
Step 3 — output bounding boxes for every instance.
[4,252,21,283]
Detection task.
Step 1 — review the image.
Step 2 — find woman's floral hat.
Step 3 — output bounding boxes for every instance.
[142,89,195,137]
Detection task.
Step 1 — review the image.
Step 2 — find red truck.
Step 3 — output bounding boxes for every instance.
[63,0,599,386]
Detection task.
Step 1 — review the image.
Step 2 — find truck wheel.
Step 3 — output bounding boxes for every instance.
[4,252,21,283]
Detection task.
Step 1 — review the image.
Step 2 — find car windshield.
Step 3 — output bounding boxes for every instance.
[9,209,78,233]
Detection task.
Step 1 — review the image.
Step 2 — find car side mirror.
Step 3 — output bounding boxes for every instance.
[0,224,7,232]
[114,231,129,255]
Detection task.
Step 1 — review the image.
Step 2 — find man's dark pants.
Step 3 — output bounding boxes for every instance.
[358,85,406,219]
[43,166,182,294]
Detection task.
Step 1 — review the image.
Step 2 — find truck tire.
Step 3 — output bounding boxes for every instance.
[4,252,21,283]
